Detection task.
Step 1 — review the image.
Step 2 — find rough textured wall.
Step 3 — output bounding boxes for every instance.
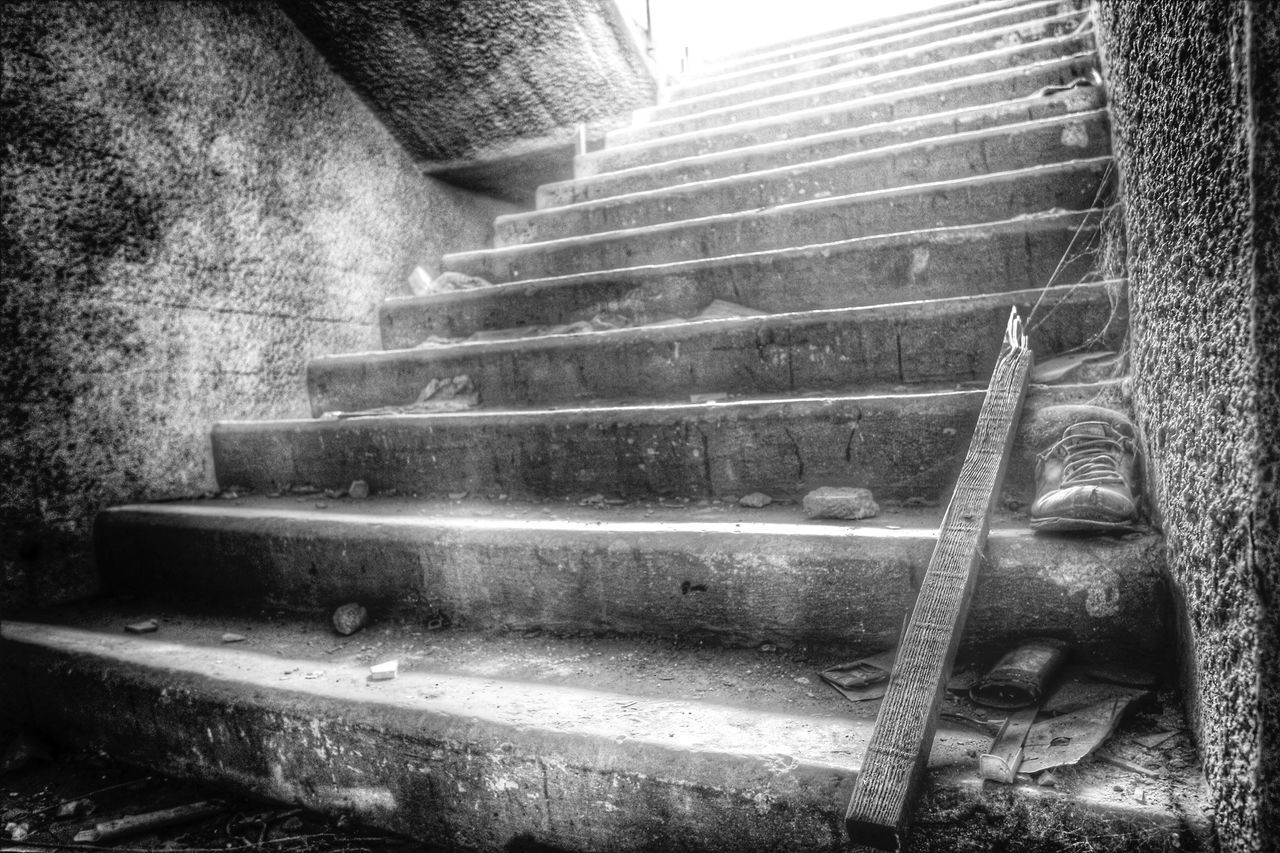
[0,0,507,610]
[280,0,657,166]
[1096,2,1278,850]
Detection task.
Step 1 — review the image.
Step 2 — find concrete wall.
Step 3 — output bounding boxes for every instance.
[1095,2,1278,850]
[0,0,510,610]
[280,0,657,168]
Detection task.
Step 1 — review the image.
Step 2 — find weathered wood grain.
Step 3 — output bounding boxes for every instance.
[845,308,1032,849]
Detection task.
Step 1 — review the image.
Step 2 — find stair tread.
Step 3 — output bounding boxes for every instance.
[698,0,1017,70]
[651,8,1086,121]
[548,87,1105,207]
[452,157,1113,265]
[673,0,1064,98]
[509,109,1109,243]
[583,51,1100,177]
[611,32,1095,146]
[100,493,1125,537]
[2,610,1210,850]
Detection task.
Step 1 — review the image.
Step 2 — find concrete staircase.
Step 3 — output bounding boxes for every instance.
[1,1,1211,849]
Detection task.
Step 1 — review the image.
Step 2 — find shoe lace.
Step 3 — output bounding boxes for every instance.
[1044,422,1130,487]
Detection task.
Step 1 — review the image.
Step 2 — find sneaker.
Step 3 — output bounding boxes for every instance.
[1030,420,1139,532]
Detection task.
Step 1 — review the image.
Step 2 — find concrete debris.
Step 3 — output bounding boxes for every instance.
[820,647,895,702]
[1135,730,1178,749]
[408,268,491,296]
[413,375,479,411]
[690,299,766,320]
[369,660,399,681]
[802,486,879,520]
[1031,351,1119,385]
[348,479,370,500]
[72,801,224,843]
[689,392,728,403]
[738,492,773,508]
[0,732,52,777]
[332,603,369,636]
[56,798,93,818]
[124,619,158,634]
[220,633,245,644]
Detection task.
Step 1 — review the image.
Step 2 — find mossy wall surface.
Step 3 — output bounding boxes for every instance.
[1096,1,1278,849]
[0,0,508,610]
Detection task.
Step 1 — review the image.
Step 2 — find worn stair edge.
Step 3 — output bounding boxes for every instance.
[546,86,1105,209]
[608,31,1095,147]
[645,9,1086,124]
[390,211,1104,345]
[451,157,1115,275]
[579,52,1100,178]
[669,0,1067,103]
[211,382,1127,506]
[0,617,1206,852]
[698,0,1018,71]
[504,110,1110,246]
[318,282,1126,416]
[95,499,1168,662]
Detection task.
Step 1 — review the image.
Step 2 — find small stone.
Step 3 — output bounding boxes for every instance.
[332,603,369,636]
[221,633,246,644]
[6,822,30,841]
[1036,771,1058,787]
[56,798,92,818]
[125,618,159,634]
[348,479,370,500]
[738,492,773,508]
[802,487,879,520]
[369,660,399,681]
[448,491,468,501]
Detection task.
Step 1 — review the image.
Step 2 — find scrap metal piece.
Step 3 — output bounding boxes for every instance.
[971,638,1070,709]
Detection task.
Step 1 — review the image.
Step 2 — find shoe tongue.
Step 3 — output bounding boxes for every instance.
[1064,421,1109,439]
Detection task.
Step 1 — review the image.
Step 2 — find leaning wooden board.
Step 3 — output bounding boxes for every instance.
[845,308,1033,850]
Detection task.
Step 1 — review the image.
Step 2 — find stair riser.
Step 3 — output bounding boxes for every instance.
[456,159,1114,278]
[388,214,1101,345]
[506,112,1110,245]
[96,507,1167,662]
[608,33,1095,146]
[648,11,1085,123]
[580,53,1100,177]
[319,286,1124,414]
[213,386,1109,505]
[545,87,1104,208]
[0,636,853,853]
[670,1,1066,102]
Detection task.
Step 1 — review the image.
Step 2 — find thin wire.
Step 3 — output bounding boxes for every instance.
[1025,159,1117,334]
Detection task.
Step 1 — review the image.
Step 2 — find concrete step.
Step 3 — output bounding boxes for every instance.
[1,612,1207,852]
[669,0,1070,103]
[546,87,1104,209]
[579,52,1100,178]
[699,0,1026,72]
[385,210,1106,346]
[505,110,1110,245]
[212,381,1125,506]
[608,31,1095,146]
[646,9,1088,124]
[452,157,1115,277]
[95,498,1165,662]
[315,282,1125,416]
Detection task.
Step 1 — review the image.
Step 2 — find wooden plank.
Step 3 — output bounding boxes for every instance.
[845,308,1032,850]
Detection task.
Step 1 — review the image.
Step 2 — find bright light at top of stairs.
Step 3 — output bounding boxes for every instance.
[642,0,969,63]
